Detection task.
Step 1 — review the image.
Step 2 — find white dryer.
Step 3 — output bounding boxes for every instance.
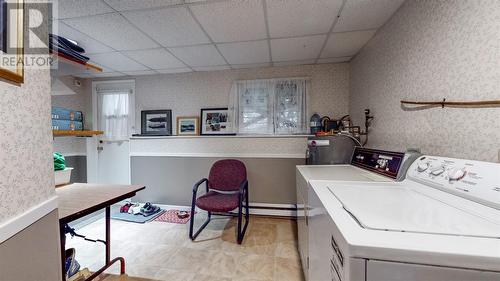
[308,155,500,281]
[296,147,415,279]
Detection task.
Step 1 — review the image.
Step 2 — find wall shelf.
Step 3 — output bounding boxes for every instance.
[51,52,103,72]
[53,130,103,137]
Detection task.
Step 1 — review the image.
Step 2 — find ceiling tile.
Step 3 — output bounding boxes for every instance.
[55,0,114,19]
[273,59,315,67]
[217,40,269,65]
[123,48,186,69]
[317,56,351,64]
[89,52,149,72]
[122,70,159,76]
[168,45,226,67]
[104,0,182,11]
[190,0,267,42]
[122,7,210,47]
[63,13,159,51]
[321,30,376,58]
[156,67,193,74]
[74,72,125,78]
[266,0,343,38]
[334,0,405,32]
[271,35,326,62]
[231,63,271,69]
[55,22,114,54]
[192,65,230,72]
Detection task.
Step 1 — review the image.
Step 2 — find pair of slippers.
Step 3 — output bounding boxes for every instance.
[141,202,160,216]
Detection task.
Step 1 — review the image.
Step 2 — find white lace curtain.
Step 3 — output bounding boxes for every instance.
[98,89,130,140]
[229,78,308,134]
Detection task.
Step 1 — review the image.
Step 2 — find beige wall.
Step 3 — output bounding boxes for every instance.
[350,0,500,162]
[132,63,349,134]
[131,156,304,206]
[0,210,61,281]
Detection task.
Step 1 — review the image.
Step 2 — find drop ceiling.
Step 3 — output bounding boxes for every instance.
[52,0,405,78]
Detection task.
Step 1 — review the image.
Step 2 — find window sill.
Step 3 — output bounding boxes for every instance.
[130,134,312,140]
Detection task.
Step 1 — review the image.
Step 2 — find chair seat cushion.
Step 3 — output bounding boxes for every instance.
[195,191,240,212]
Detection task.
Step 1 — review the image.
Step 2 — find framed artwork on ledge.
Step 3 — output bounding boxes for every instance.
[200,108,234,136]
[177,116,199,136]
[0,0,24,84]
[141,110,172,136]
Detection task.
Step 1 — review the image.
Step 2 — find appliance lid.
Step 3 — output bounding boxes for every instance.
[298,165,393,182]
[328,185,500,239]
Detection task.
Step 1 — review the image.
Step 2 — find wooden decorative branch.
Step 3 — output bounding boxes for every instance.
[400,99,500,108]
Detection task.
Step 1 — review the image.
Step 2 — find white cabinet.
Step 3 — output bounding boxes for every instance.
[308,185,346,281]
[296,167,309,280]
[367,260,500,281]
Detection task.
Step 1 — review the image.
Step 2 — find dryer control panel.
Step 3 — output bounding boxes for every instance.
[407,156,500,210]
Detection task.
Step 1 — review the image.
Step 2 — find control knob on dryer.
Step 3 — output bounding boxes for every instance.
[448,168,466,181]
[417,162,429,172]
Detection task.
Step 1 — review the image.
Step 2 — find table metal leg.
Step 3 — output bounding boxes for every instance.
[105,207,111,265]
[60,223,66,281]
[60,206,126,281]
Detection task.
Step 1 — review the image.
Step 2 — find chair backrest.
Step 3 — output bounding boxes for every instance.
[208,159,247,192]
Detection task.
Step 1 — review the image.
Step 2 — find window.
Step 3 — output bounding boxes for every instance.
[97,89,131,140]
[229,78,308,135]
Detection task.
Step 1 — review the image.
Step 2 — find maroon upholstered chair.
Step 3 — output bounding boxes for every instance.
[189,159,249,244]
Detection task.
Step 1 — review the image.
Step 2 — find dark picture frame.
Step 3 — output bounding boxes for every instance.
[200,108,235,136]
[0,0,6,53]
[141,110,172,136]
[0,0,24,84]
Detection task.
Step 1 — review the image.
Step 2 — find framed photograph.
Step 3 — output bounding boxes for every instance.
[141,110,172,136]
[177,116,199,136]
[0,0,24,84]
[200,108,234,135]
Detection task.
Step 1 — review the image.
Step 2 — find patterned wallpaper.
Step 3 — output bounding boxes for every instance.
[350,0,500,162]
[0,69,54,224]
[133,63,350,134]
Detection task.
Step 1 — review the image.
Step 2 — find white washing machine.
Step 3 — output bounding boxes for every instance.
[308,155,500,281]
[296,147,416,279]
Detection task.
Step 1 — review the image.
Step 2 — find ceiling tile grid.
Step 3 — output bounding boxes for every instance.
[271,34,327,62]
[321,29,377,58]
[122,7,211,47]
[56,21,114,54]
[62,13,159,51]
[122,48,187,69]
[266,0,343,38]
[168,44,227,67]
[189,0,267,43]
[54,0,114,20]
[89,52,150,72]
[51,0,405,77]
[334,0,405,32]
[103,0,183,12]
[217,40,270,65]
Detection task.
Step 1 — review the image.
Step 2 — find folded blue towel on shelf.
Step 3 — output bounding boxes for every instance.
[52,107,83,121]
[52,120,83,131]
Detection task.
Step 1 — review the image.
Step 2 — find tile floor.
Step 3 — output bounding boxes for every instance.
[66,212,304,281]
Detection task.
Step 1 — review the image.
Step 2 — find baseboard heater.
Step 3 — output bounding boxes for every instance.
[226,203,298,217]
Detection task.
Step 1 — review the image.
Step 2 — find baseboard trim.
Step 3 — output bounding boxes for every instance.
[148,202,297,217]
[0,196,58,243]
